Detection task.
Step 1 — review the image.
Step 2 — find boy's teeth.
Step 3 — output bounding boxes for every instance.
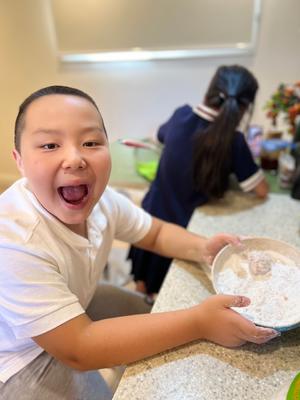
[61,185,87,202]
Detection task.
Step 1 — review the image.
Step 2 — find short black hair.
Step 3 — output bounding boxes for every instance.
[14,85,105,152]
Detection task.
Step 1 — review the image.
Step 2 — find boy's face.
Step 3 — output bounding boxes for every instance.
[13,94,111,236]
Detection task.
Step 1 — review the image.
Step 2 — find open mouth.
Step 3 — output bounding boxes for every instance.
[58,184,89,205]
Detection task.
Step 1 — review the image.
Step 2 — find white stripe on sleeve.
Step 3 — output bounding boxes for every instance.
[239,169,265,192]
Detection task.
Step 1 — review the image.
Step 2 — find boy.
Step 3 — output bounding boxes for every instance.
[0,86,279,399]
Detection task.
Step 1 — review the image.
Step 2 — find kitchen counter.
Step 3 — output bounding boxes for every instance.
[113,192,300,400]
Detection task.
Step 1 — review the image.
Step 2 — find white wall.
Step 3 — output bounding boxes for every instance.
[0,0,299,185]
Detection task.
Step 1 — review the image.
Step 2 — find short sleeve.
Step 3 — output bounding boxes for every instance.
[0,247,85,339]
[157,115,173,144]
[103,189,152,243]
[232,133,265,192]
[156,106,190,144]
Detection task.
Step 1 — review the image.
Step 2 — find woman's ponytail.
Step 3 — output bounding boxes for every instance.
[192,65,258,199]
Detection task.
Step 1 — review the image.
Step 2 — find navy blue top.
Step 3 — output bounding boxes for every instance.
[142,104,259,227]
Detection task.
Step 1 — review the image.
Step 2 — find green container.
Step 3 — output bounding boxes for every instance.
[134,140,161,182]
[272,372,300,399]
[287,372,300,399]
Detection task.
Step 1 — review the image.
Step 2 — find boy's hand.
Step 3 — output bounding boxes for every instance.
[193,294,280,347]
[202,233,241,265]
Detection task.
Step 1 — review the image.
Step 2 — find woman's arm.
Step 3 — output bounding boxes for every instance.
[252,177,269,198]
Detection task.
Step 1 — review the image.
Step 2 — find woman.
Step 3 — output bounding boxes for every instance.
[128,65,268,296]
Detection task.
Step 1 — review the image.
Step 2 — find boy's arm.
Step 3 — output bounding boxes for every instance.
[34,306,198,370]
[33,294,278,371]
[133,217,240,265]
[33,218,278,370]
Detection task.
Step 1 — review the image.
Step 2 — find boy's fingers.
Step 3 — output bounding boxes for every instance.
[243,326,280,344]
[204,255,213,265]
[233,312,281,343]
[217,234,241,246]
[214,294,281,344]
[220,294,251,308]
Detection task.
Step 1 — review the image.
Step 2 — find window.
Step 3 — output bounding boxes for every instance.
[50,0,261,63]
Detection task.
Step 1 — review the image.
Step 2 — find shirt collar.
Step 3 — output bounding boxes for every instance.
[193,103,219,122]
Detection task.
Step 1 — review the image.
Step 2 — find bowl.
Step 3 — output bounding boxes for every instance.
[212,237,300,331]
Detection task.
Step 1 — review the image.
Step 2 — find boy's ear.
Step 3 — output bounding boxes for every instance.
[13,149,25,176]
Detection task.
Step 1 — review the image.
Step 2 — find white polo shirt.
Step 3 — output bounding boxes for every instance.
[0,178,151,382]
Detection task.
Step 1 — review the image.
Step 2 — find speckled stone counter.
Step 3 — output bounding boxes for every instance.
[113,192,300,400]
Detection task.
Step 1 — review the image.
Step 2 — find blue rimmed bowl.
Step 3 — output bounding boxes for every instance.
[212,237,300,332]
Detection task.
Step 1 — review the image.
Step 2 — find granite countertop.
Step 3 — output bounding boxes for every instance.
[113,192,300,400]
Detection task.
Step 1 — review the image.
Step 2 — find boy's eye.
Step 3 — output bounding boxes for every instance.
[83,141,100,147]
[41,143,58,150]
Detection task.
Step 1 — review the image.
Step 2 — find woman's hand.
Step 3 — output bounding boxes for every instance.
[201,233,241,264]
[193,294,280,347]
